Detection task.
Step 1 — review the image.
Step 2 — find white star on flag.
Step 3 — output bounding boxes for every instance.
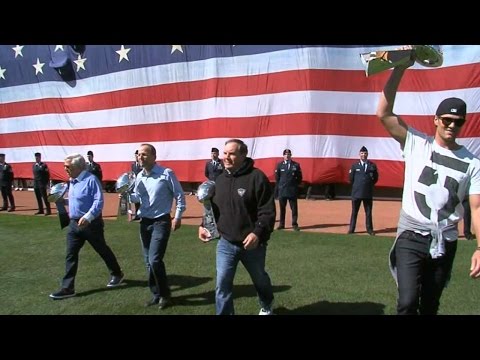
[54,45,64,52]
[12,45,24,58]
[0,66,6,80]
[171,45,183,54]
[74,54,87,71]
[33,58,45,75]
[116,45,131,62]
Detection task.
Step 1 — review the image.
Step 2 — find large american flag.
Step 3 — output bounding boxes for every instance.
[0,45,479,187]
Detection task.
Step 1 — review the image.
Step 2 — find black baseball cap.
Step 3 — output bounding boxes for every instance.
[436,97,467,118]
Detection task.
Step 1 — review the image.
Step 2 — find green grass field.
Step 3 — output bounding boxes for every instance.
[1,215,479,315]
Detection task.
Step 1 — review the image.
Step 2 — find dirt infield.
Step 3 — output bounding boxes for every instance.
[1,190,471,239]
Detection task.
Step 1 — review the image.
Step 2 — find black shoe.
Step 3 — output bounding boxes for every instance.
[145,297,160,307]
[465,233,474,241]
[0,208,7,211]
[158,296,171,310]
[7,207,15,212]
[107,272,125,287]
[347,230,353,234]
[276,225,285,230]
[45,211,52,216]
[293,226,300,231]
[368,231,376,236]
[35,211,44,215]
[49,288,76,300]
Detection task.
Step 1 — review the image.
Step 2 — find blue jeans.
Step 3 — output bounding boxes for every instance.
[140,215,172,299]
[216,237,274,315]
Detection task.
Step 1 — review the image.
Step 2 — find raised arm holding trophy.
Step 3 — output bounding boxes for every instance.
[360,45,443,76]
[374,45,480,315]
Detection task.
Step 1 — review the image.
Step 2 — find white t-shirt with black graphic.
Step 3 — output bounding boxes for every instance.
[402,127,480,239]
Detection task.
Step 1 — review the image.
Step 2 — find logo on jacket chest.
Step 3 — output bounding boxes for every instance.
[237,188,246,197]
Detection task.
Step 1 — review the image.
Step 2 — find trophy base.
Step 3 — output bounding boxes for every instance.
[414,45,443,67]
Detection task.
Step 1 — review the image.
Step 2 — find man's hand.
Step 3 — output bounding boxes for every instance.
[77,217,90,229]
[172,218,181,231]
[198,226,211,243]
[397,45,416,69]
[242,232,259,250]
[470,249,480,278]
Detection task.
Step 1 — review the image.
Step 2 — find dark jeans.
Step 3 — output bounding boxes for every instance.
[1,185,15,209]
[395,230,457,315]
[349,198,373,233]
[62,217,122,290]
[34,186,51,212]
[140,215,172,299]
[278,197,298,227]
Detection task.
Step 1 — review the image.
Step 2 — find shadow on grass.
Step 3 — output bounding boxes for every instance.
[171,284,291,307]
[275,300,385,315]
[76,279,147,297]
[375,227,397,235]
[76,274,213,298]
[296,223,349,231]
[169,274,212,292]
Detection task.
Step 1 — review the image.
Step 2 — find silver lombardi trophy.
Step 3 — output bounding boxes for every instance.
[115,171,136,221]
[360,45,443,77]
[197,180,220,240]
[47,182,70,229]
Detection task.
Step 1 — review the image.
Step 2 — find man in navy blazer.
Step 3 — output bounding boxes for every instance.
[348,146,379,235]
[275,149,303,231]
[205,147,224,181]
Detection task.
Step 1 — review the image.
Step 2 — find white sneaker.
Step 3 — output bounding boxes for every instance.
[259,300,274,315]
[259,307,273,315]
[258,308,273,315]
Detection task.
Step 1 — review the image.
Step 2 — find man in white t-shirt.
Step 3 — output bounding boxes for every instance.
[377,49,480,315]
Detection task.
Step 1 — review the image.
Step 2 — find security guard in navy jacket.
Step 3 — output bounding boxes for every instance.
[205,147,224,181]
[86,150,103,183]
[274,149,303,231]
[33,152,51,215]
[348,146,378,235]
[0,153,15,212]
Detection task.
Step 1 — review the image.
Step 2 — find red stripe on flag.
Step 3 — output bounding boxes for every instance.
[3,112,480,148]
[1,63,479,118]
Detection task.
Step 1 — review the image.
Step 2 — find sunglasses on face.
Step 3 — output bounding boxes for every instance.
[439,116,466,128]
